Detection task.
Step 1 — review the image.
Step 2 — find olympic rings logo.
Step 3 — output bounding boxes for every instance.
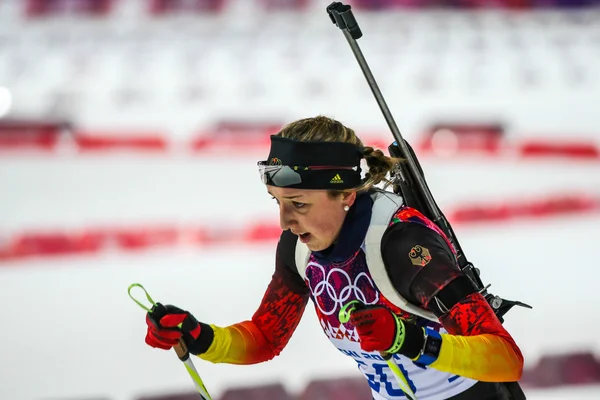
[306,261,379,316]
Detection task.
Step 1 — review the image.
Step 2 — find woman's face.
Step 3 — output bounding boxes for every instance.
[268,186,356,251]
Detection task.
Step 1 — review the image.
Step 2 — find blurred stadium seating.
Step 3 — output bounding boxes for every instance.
[1,1,600,400]
[1,0,600,143]
[136,351,600,399]
[28,352,600,399]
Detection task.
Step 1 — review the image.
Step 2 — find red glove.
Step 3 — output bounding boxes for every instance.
[348,305,403,353]
[145,303,205,354]
[347,304,425,358]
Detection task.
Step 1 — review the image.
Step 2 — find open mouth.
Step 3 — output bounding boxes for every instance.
[298,232,311,243]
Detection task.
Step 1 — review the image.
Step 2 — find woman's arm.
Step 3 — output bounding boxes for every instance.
[200,230,309,365]
[382,221,523,382]
[432,291,523,382]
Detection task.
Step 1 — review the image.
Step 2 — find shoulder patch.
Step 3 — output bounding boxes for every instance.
[409,245,432,267]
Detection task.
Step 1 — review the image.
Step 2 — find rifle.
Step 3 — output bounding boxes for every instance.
[325,1,531,323]
[325,3,531,398]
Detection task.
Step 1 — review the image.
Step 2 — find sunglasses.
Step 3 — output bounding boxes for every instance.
[257,161,358,187]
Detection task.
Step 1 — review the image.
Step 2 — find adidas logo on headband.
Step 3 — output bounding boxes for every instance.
[330,174,344,184]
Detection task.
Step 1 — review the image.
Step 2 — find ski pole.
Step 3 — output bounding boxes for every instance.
[339,301,417,400]
[128,283,213,400]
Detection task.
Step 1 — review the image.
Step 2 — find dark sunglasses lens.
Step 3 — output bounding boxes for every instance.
[259,164,302,187]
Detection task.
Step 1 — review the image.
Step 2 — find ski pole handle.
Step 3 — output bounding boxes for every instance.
[127,283,213,400]
[338,300,418,400]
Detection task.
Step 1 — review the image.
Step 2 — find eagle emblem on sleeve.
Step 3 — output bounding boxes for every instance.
[409,245,432,266]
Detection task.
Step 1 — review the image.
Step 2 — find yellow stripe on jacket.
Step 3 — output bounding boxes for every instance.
[432,292,524,382]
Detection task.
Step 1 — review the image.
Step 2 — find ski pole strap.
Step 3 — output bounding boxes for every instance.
[338,300,362,323]
[127,283,157,312]
[385,314,406,355]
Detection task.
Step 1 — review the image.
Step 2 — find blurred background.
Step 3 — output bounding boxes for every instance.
[1,0,600,399]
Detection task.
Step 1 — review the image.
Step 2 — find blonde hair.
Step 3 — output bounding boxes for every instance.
[276,115,401,194]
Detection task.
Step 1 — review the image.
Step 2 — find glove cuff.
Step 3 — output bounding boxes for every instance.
[389,318,426,359]
[188,322,214,355]
[386,314,406,354]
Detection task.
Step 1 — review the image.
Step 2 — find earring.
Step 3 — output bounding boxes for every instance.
[343,205,350,212]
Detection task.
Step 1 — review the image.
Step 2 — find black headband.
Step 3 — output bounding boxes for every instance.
[259,135,364,190]
[267,135,364,167]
